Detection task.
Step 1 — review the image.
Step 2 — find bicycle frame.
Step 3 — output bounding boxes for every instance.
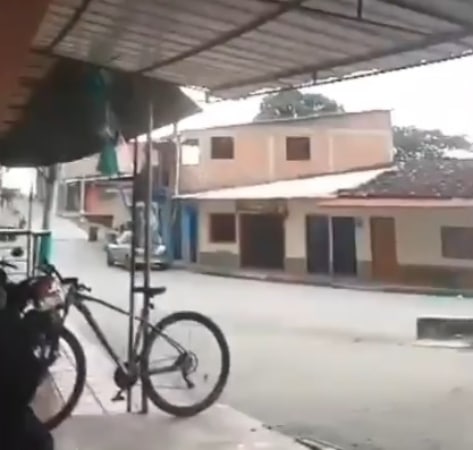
[64,287,186,378]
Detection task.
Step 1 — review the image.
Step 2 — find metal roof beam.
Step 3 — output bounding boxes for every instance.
[211,28,471,93]
[256,0,428,35]
[375,0,473,29]
[46,0,93,51]
[136,0,306,73]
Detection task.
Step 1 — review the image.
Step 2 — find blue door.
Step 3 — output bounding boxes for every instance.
[187,205,198,263]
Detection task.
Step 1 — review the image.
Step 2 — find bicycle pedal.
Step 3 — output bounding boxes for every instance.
[111,391,125,402]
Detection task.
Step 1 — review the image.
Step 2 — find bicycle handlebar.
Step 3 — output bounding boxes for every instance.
[0,260,18,270]
[40,263,91,292]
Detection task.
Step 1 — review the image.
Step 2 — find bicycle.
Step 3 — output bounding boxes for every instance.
[35,263,231,430]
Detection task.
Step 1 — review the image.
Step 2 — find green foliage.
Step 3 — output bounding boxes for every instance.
[254,90,344,121]
[393,126,472,162]
[254,90,472,161]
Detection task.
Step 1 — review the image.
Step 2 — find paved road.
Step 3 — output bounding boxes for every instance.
[45,217,473,449]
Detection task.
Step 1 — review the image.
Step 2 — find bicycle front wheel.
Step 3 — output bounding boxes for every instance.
[32,326,87,430]
[142,311,230,417]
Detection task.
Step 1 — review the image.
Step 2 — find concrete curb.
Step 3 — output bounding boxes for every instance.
[179,265,473,299]
[417,316,473,340]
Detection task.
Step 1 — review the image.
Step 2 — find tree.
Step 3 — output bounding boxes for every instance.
[254,90,344,121]
[393,126,472,162]
[254,90,473,161]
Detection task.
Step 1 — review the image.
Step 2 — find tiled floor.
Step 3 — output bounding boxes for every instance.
[33,323,129,418]
[34,325,308,450]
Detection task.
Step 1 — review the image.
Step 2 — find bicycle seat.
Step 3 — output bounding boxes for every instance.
[133,286,166,297]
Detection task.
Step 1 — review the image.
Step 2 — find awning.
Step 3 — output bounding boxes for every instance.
[33,0,473,98]
[179,167,390,200]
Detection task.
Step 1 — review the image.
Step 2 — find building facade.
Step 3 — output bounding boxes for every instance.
[175,110,393,193]
[186,159,473,290]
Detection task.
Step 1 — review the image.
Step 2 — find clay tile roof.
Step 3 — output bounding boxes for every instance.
[338,159,473,199]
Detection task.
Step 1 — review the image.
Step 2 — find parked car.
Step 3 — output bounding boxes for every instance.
[105,230,169,270]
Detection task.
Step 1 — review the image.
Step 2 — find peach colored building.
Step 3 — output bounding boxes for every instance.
[58,109,393,227]
[174,110,393,193]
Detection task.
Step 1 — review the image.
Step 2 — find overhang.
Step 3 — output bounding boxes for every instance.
[3,0,473,166]
[32,0,473,99]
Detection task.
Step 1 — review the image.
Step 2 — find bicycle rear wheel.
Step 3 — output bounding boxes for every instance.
[32,326,87,430]
[142,311,230,417]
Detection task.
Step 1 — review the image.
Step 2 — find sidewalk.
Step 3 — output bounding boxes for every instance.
[37,322,309,450]
[182,263,473,299]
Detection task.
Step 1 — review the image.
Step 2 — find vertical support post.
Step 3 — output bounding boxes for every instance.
[126,138,139,413]
[26,178,34,277]
[140,98,154,414]
[40,164,59,265]
[79,177,86,215]
[173,122,180,197]
[42,165,59,231]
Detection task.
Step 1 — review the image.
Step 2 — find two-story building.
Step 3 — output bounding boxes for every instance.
[170,110,395,270]
[173,110,393,193]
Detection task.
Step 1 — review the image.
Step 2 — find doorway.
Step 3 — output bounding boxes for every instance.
[240,213,284,269]
[370,217,398,281]
[331,216,357,276]
[305,214,357,276]
[188,206,198,264]
[306,215,330,274]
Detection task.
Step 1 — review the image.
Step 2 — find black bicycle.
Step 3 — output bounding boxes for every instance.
[35,263,230,430]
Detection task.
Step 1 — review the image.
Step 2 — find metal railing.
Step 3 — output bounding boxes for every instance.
[0,228,51,278]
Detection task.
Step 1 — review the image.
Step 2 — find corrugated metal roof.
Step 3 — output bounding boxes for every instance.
[32,0,473,98]
[179,167,391,200]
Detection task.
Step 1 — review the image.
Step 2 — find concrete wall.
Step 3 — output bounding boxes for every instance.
[179,111,393,193]
[196,199,473,287]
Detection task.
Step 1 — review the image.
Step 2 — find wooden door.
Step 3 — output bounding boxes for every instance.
[370,217,399,281]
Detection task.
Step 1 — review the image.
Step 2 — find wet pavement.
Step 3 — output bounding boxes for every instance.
[28,213,473,449]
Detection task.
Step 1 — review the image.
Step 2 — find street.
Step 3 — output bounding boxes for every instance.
[47,216,473,450]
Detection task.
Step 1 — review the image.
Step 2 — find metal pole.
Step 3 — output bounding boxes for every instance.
[126,138,139,413]
[26,178,34,277]
[173,122,181,197]
[140,99,154,414]
[41,165,59,231]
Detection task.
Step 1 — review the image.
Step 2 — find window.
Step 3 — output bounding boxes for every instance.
[209,213,236,243]
[118,231,132,245]
[211,136,234,159]
[181,138,200,166]
[441,226,473,259]
[286,136,311,161]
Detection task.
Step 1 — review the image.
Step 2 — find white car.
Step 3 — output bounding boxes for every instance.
[105,231,169,270]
